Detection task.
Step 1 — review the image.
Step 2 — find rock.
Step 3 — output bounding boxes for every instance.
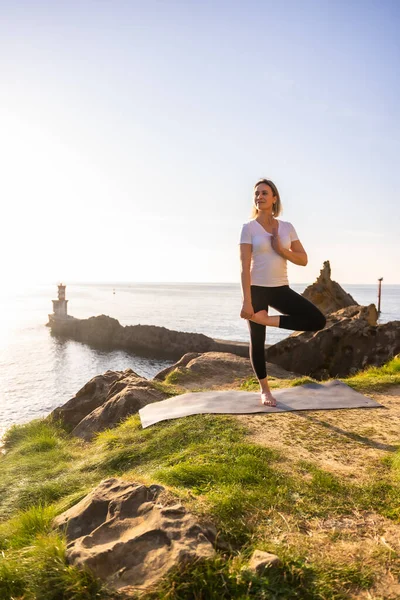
[302,261,359,314]
[247,550,281,574]
[267,305,400,379]
[48,315,218,359]
[71,376,170,441]
[152,352,202,381]
[53,478,215,595]
[327,303,378,327]
[50,369,141,431]
[153,351,300,390]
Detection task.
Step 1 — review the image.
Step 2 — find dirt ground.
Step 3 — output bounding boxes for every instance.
[234,385,400,481]
[237,385,400,600]
[201,380,400,599]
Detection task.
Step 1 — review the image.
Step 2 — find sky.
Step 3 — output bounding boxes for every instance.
[1,0,399,287]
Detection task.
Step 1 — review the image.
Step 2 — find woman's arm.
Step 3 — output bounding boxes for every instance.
[280,240,308,266]
[239,243,253,301]
[271,222,308,266]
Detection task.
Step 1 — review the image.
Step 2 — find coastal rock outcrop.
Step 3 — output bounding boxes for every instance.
[51,369,171,440]
[48,314,218,359]
[53,478,216,596]
[51,368,140,431]
[267,304,399,380]
[72,378,169,441]
[152,351,300,390]
[47,314,254,360]
[302,261,359,314]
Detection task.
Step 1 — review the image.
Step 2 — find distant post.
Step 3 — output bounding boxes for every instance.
[377,278,383,316]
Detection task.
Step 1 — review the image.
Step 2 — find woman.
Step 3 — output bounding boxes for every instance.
[239,179,326,407]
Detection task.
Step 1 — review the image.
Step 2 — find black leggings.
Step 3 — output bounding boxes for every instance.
[248,285,326,380]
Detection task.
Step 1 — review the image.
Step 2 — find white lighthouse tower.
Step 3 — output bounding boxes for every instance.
[50,283,68,320]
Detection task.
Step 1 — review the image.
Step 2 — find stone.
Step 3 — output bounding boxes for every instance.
[302,261,359,315]
[71,377,170,440]
[53,478,215,595]
[50,369,142,431]
[152,352,202,381]
[247,549,281,574]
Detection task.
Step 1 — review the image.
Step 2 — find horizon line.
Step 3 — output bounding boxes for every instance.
[28,280,400,286]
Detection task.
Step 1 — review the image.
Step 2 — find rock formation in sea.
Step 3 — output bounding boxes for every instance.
[47,314,249,359]
[302,260,359,314]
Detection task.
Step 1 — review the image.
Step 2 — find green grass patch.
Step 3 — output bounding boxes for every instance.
[0,533,108,600]
[295,460,400,520]
[393,447,400,481]
[239,375,317,392]
[0,503,57,550]
[239,354,400,394]
[91,414,400,545]
[164,366,203,385]
[140,552,374,600]
[0,419,97,521]
[341,354,400,392]
[2,417,68,450]
[151,379,185,396]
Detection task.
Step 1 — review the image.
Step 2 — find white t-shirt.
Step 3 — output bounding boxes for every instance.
[239,218,299,287]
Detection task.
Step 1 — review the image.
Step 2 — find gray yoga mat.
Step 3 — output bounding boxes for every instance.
[139,379,383,428]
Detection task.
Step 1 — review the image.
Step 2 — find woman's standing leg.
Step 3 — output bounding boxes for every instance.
[247,286,277,406]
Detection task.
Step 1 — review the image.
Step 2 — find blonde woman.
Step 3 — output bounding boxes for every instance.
[239,179,326,407]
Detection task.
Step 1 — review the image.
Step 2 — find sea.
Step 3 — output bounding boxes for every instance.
[0,282,399,440]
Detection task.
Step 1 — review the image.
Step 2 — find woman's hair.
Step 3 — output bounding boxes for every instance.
[250,178,282,219]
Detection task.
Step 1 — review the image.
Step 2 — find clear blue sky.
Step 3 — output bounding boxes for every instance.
[1,0,399,286]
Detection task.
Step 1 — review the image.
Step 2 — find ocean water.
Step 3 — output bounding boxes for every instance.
[0,282,398,439]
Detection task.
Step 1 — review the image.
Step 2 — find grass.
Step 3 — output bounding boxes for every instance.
[164,366,205,386]
[0,356,399,598]
[0,503,58,550]
[392,445,400,483]
[343,354,400,392]
[0,533,106,600]
[140,553,375,600]
[239,354,400,394]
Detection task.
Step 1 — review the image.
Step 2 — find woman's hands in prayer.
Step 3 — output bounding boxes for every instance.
[271,222,285,257]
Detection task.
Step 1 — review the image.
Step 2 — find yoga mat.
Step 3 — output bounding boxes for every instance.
[139,379,383,428]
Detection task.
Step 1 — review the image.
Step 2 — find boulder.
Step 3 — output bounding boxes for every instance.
[302,261,359,314]
[72,378,169,441]
[153,351,300,390]
[50,369,141,431]
[152,352,202,381]
[267,305,400,379]
[53,478,216,596]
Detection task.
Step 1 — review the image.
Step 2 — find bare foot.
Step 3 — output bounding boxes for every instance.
[260,390,277,407]
[250,310,270,326]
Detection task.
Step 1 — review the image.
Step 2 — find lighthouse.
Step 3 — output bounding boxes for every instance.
[49,283,68,320]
